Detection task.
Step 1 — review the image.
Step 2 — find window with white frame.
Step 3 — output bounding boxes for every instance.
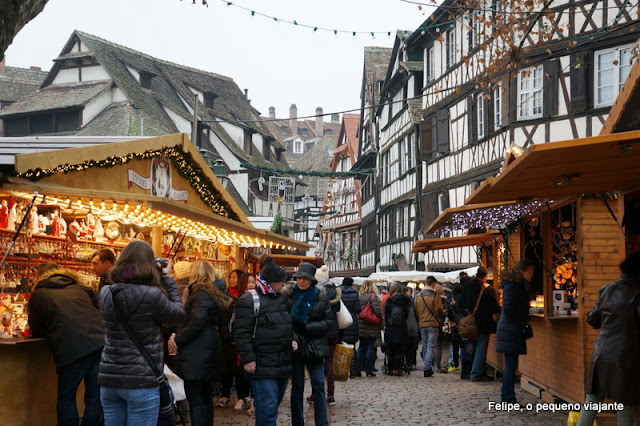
[408,133,416,170]
[398,139,406,175]
[427,45,435,82]
[518,65,544,120]
[494,84,502,130]
[395,209,401,239]
[294,140,303,154]
[446,28,456,68]
[470,11,484,49]
[477,94,485,139]
[403,205,409,236]
[595,45,634,107]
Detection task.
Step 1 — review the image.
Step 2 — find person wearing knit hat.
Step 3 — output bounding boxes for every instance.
[234,256,295,425]
[283,262,333,426]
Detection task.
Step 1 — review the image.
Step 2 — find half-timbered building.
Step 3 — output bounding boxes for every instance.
[319,114,362,275]
[354,47,392,275]
[375,33,424,271]
[406,0,640,269]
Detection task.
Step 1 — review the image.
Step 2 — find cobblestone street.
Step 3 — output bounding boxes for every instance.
[214,351,569,425]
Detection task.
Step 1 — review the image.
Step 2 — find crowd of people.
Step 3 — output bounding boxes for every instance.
[25,240,640,426]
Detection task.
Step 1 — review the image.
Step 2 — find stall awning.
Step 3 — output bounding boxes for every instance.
[425,201,550,234]
[258,254,324,268]
[411,232,501,253]
[466,130,640,204]
[2,177,312,251]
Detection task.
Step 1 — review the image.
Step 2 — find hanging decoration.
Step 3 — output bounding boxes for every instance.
[16,147,240,221]
[269,212,284,234]
[268,177,295,204]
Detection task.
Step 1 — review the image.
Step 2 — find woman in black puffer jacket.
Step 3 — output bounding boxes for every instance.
[339,277,361,378]
[495,259,534,404]
[171,260,230,426]
[384,282,412,376]
[283,262,334,426]
[99,241,185,426]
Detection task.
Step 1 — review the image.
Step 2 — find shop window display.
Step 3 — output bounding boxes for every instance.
[550,203,578,316]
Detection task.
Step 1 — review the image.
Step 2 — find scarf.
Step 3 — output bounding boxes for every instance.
[290,284,318,324]
[256,276,276,295]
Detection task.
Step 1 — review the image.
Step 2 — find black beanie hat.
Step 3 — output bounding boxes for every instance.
[260,256,286,283]
[342,277,354,286]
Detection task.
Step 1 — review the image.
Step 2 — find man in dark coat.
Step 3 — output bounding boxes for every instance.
[28,262,105,426]
[459,267,501,381]
[577,252,640,425]
[234,257,295,426]
[338,277,361,378]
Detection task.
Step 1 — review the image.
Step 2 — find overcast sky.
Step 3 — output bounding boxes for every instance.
[5,0,429,120]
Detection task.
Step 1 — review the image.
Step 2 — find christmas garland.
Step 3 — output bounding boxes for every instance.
[16,147,240,221]
[239,162,374,178]
[298,210,337,217]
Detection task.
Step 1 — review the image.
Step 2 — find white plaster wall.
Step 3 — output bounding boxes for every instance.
[163,107,192,135]
[252,132,263,155]
[82,66,110,82]
[187,86,204,104]
[112,87,127,102]
[208,131,243,170]
[82,89,112,126]
[126,66,140,83]
[229,173,249,204]
[52,69,79,84]
[79,41,89,52]
[218,121,244,149]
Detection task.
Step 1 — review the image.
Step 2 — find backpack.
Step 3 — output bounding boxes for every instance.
[229,289,261,341]
[389,303,405,327]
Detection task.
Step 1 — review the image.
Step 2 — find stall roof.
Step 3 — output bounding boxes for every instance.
[412,232,501,253]
[258,254,324,268]
[466,130,640,204]
[425,201,551,234]
[368,267,480,283]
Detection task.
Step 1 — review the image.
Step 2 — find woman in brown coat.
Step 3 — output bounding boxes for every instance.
[577,252,640,426]
[355,280,382,377]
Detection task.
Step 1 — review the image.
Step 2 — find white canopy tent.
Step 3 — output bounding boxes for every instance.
[367,267,479,284]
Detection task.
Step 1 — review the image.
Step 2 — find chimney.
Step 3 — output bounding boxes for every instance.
[30,66,41,71]
[289,104,298,135]
[331,113,340,123]
[315,107,324,136]
[244,88,250,105]
[0,57,5,75]
[269,106,276,119]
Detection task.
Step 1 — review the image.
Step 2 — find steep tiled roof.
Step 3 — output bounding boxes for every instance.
[363,47,393,102]
[0,66,47,102]
[0,81,111,117]
[295,134,334,196]
[407,99,423,124]
[400,61,423,72]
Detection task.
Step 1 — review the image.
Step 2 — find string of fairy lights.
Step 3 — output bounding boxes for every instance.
[16,147,239,221]
[209,0,639,38]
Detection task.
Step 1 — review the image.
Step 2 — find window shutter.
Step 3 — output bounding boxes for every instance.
[484,94,492,136]
[468,96,477,145]
[420,117,434,161]
[543,60,560,117]
[422,192,438,235]
[570,51,589,113]
[503,76,512,127]
[435,109,450,155]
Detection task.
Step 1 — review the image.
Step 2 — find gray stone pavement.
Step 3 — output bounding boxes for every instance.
[213,351,569,425]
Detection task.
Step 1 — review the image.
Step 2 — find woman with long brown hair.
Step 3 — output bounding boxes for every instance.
[172,260,230,425]
[356,280,382,377]
[99,240,185,426]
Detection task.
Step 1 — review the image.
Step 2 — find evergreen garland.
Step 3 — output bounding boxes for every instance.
[239,162,373,178]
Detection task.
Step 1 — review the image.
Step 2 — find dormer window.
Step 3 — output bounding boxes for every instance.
[204,92,217,109]
[140,72,154,89]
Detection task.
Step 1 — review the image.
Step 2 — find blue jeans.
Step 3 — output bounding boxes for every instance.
[471,333,490,379]
[251,377,288,426]
[420,327,439,371]
[356,337,377,373]
[501,353,519,402]
[101,386,160,426]
[291,357,328,426]
[577,393,635,426]
[56,348,102,426]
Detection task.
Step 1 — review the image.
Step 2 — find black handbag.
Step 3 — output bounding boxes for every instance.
[523,322,534,340]
[110,289,176,426]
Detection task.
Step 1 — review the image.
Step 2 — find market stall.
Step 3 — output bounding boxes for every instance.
[462,129,640,405]
[0,133,311,424]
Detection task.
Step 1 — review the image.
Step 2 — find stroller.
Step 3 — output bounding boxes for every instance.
[380,335,411,376]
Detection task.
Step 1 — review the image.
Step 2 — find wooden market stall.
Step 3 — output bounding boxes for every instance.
[0,133,311,424]
[464,129,640,405]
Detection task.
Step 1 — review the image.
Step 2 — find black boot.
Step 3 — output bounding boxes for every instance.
[461,361,472,380]
[190,405,208,426]
[206,403,214,425]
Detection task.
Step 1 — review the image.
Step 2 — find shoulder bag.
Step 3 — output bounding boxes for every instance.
[110,288,177,426]
[421,296,449,335]
[336,299,353,329]
[358,293,381,325]
[457,286,486,341]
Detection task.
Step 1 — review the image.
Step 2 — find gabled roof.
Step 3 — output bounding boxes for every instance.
[331,113,360,170]
[0,81,111,117]
[295,134,334,196]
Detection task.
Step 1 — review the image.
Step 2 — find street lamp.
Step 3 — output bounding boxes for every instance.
[212,159,229,188]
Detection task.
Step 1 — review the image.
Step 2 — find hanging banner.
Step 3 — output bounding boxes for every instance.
[127,154,188,203]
